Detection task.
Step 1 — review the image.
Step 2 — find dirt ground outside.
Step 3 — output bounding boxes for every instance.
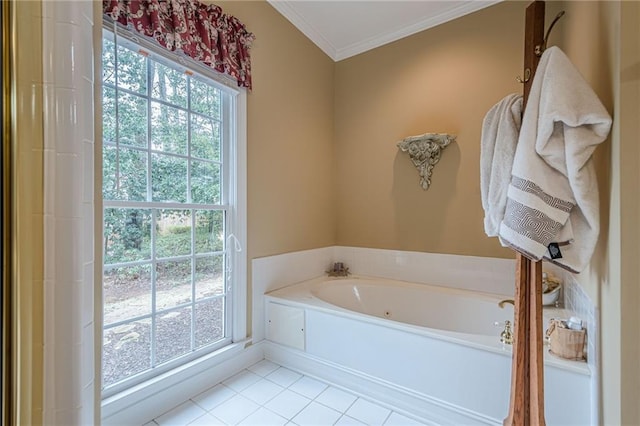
[102,271,225,387]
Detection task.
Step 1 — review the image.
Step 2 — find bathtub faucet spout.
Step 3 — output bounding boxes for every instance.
[498,299,514,309]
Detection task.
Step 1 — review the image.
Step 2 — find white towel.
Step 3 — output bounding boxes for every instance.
[498,46,612,272]
[480,94,523,237]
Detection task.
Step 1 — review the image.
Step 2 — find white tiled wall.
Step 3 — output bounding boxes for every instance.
[333,246,517,295]
[252,246,519,341]
[252,247,334,342]
[556,271,598,423]
[562,275,596,362]
[41,1,96,424]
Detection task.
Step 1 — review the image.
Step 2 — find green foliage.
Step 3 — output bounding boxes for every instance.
[118,92,148,148]
[151,102,188,155]
[104,208,152,264]
[116,44,147,94]
[191,160,220,204]
[103,87,116,143]
[102,35,225,272]
[195,210,224,253]
[155,226,220,260]
[152,61,187,108]
[167,225,191,234]
[104,207,224,267]
[191,77,221,118]
[191,114,221,161]
[102,40,222,206]
[151,153,187,203]
[103,146,147,201]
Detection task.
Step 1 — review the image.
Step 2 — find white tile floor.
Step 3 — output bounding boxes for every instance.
[145,360,428,426]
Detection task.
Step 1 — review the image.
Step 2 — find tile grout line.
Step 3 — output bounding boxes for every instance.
[152,361,429,425]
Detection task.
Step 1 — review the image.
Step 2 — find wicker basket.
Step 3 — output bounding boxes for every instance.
[546,319,586,361]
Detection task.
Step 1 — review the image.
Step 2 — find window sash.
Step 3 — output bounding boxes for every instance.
[101,26,238,397]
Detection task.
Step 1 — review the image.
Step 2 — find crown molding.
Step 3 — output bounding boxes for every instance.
[267,0,338,60]
[334,1,502,61]
[268,0,502,62]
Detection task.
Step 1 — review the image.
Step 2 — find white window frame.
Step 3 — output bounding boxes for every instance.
[100,20,247,414]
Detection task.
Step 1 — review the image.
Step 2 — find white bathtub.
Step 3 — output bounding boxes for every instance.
[264,276,591,425]
[312,278,512,337]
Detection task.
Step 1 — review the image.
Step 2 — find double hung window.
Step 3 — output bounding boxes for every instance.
[101,27,244,396]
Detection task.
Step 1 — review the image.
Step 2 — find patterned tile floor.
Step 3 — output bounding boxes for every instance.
[144,360,428,426]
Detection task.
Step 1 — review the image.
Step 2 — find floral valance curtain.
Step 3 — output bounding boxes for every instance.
[103,0,255,89]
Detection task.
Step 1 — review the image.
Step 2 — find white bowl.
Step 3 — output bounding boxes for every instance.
[543,285,561,306]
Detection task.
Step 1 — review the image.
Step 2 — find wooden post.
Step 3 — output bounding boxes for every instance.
[503,2,546,425]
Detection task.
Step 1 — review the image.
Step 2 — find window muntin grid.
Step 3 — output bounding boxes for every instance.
[101,30,233,393]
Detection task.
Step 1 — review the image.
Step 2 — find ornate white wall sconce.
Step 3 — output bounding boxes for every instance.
[397,133,456,190]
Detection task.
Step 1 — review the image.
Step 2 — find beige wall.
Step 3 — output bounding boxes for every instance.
[334,1,529,258]
[553,1,619,422]
[216,1,336,262]
[547,2,639,424]
[599,1,640,424]
[213,0,336,340]
[617,4,640,424]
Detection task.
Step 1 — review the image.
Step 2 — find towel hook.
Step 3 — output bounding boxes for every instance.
[535,11,565,56]
[516,68,531,84]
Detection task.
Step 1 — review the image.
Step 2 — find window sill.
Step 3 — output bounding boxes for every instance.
[101,339,258,426]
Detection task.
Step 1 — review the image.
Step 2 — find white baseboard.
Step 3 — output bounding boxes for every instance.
[264,341,500,426]
[102,341,264,426]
